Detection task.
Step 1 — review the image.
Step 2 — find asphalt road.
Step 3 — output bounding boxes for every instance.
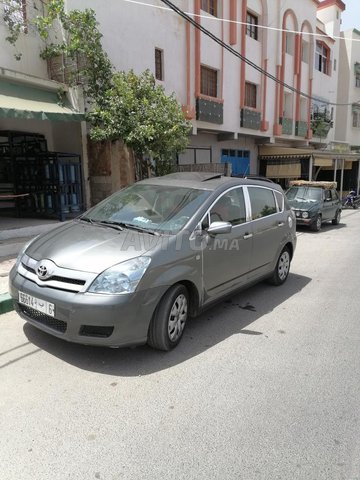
[1,210,360,480]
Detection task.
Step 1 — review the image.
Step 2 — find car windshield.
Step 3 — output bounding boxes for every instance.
[286,186,322,202]
[81,183,210,234]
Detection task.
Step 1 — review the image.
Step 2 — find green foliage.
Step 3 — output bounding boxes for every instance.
[3,0,26,59]
[88,70,191,162]
[3,1,190,169]
[35,1,113,104]
[311,118,331,138]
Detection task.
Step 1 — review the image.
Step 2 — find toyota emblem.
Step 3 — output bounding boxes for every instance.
[35,260,55,280]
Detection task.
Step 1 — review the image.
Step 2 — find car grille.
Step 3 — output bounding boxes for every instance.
[22,264,86,286]
[20,305,67,333]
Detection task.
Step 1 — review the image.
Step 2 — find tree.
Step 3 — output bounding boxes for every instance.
[3,1,190,176]
[88,70,191,175]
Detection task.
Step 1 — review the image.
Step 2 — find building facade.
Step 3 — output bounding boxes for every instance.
[1,0,359,217]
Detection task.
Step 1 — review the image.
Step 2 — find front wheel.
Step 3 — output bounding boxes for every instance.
[268,247,291,286]
[311,214,322,232]
[148,284,189,351]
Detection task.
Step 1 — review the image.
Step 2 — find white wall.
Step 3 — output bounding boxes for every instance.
[0,0,48,78]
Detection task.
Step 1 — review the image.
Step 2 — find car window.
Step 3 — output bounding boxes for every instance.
[274,191,284,212]
[324,189,332,201]
[248,187,277,220]
[286,186,322,202]
[331,189,339,201]
[209,188,246,226]
[83,184,211,234]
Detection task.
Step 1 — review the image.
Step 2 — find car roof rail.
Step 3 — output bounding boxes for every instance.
[231,174,275,183]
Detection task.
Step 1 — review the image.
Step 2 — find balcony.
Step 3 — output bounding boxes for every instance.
[196,98,223,124]
[295,121,308,137]
[240,108,261,130]
[311,112,332,138]
[280,117,293,135]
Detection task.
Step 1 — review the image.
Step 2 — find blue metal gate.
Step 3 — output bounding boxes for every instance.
[221,149,250,176]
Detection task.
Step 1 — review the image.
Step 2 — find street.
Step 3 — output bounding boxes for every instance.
[1,210,360,480]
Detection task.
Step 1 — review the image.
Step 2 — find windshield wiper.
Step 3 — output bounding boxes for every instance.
[118,222,160,236]
[79,217,159,235]
[79,217,123,231]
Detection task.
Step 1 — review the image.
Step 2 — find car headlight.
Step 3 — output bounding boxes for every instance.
[88,257,151,295]
[14,236,39,269]
[302,212,309,219]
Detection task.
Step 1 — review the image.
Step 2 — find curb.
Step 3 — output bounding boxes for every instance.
[0,293,14,314]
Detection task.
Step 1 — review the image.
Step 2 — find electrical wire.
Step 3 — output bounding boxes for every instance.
[122,0,360,44]
[158,0,357,108]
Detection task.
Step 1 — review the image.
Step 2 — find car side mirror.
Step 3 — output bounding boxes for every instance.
[207,221,232,235]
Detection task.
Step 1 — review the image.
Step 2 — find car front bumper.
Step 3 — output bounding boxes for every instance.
[9,269,167,347]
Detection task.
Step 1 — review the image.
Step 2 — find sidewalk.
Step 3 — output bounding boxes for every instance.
[0,217,66,314]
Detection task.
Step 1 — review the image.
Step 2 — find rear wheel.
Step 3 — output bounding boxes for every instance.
[148,284,189,351]
[268,247,291,286]
[311,214,322,232]
[332,209,341,225]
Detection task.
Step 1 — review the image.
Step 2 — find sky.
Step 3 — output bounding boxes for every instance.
[341,0,360,31]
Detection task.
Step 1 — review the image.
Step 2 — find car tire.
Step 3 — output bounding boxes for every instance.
[332,209,341,225]
[148,284,189,351]
[268,247,291,286]
[311,214,322,232]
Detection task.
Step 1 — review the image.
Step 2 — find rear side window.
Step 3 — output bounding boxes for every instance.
[274,191,284,212]
[248,187,277,219]
[331,189,339,201]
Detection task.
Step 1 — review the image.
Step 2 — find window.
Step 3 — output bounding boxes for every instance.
[201,66,218,98]
[302,40,309,63]
[248,187,277,220]
[246,11,258,40]
[245,82,257,108]
[334,59,337,71]
[285,32,294,55]
[356,73,360,88]
[353,111,360,128]
[209,189,246,226]
[274,191,284,212]
[283,92,293,118]
[331,189,339,201]
[155,48,164,81]
[201,0,217,16]
[315,41,330,74]
[3,0,27,33]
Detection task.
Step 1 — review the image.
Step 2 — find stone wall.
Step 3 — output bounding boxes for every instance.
[87,139,135,206]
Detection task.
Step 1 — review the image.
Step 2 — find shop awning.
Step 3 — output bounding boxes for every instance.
[266,162,301,177]
[0,80,84,122]
[313,157,333,167]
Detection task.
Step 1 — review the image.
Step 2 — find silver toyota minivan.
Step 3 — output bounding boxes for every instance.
[9,172,297,350]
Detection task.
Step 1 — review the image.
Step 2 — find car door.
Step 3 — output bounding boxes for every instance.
[201,187,253,302]
[322,188,335,220]
[246,186,287,280]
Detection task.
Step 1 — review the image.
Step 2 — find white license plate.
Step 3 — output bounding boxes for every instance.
[19,291,55,317]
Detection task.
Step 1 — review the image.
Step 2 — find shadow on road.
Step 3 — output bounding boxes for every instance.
[23,272,311,377]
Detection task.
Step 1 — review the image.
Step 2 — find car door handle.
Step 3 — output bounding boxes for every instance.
[278,222,285,227]
[243,233,253,239]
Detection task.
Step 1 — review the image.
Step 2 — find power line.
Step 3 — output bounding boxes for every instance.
[158,0,356,108]
[122,0,360,44]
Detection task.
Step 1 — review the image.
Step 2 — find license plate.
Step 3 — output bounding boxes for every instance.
[19,291,55,317]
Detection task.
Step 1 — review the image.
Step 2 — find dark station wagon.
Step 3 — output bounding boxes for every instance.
[286,180,342,231]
